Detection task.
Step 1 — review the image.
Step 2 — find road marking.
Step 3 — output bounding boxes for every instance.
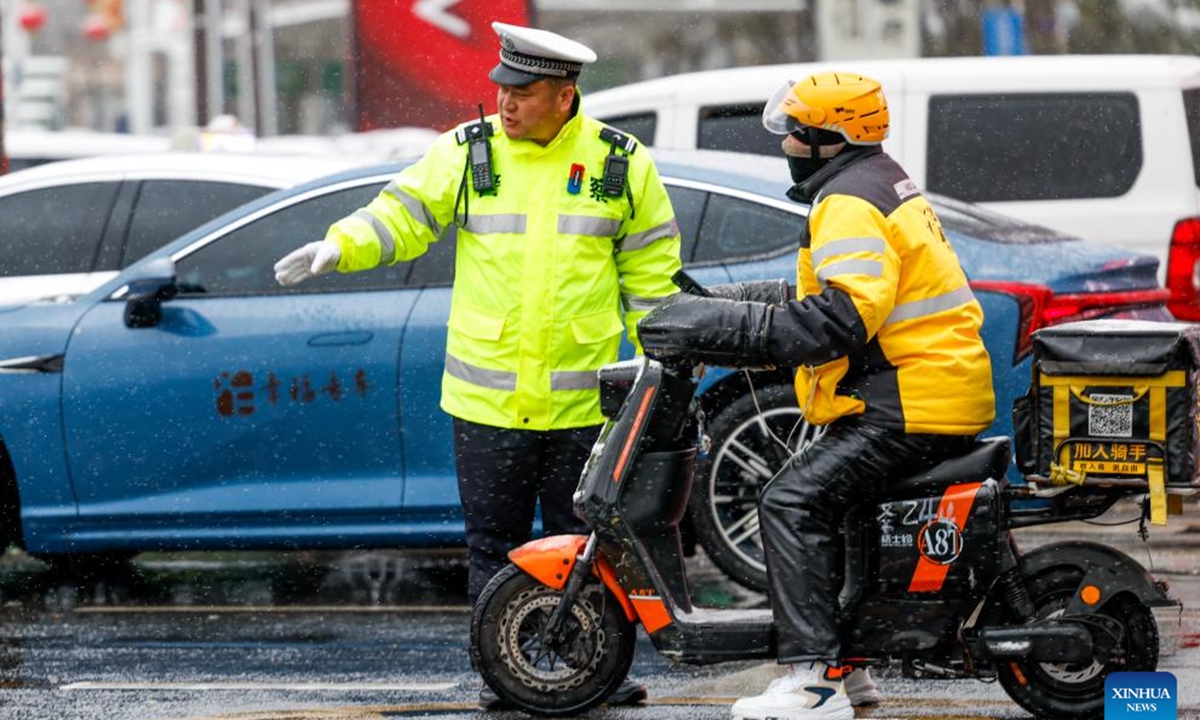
[170,706,467,720]
[163,698,1013,720]
[61,681,457,692]
[155,694,1200,720]
[73,605,470,614]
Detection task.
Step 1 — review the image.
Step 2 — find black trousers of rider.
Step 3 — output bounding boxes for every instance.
[454,418,601,605]
[759,416,977,664]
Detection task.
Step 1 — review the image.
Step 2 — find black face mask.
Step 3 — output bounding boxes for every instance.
[787,154,829,184]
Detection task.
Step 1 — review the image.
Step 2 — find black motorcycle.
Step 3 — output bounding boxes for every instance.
[470,286,1177,719]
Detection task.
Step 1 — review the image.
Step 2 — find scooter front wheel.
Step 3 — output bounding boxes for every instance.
[470,564,637,716]
[997,566,1158,720]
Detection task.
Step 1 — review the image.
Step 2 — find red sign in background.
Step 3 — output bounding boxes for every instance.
[353,0,535,132]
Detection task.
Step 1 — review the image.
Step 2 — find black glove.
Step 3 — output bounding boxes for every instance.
[638,294,777,368]
[706,279,793,306]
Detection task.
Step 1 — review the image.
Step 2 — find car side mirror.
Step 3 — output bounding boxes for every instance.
[120,258,179,329]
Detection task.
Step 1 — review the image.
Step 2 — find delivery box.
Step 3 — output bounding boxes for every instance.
[1014,319,1200,491]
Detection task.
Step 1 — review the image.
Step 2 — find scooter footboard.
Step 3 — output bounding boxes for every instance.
[508,535,637,622]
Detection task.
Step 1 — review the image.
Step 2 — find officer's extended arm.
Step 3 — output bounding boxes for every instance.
[273,133,460,286]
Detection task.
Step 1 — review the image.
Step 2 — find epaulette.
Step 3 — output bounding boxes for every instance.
[456,119,494,145]
[599,127,637,154]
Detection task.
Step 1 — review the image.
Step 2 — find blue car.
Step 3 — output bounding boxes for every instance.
[0,149,1170,591]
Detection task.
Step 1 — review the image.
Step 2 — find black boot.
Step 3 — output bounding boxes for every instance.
[607,680,648,706]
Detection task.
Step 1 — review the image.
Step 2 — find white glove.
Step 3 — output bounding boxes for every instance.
[273,240,341,286]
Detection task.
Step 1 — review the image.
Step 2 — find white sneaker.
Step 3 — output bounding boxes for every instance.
[731,661,854,720]
[843,667,882,707]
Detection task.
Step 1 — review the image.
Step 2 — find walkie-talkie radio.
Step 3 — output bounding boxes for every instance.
[452,104,498,227]
[599,127,637,198]
[602,149,628,198]
[465,103,496,195]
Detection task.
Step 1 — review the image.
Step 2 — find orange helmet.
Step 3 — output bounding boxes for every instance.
[763,71,890,145]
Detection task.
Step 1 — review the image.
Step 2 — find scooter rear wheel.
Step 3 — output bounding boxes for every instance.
[470,564,637,716]
[997,566,1158,720]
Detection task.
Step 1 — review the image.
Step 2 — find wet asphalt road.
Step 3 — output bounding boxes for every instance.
[0,515,1196,720]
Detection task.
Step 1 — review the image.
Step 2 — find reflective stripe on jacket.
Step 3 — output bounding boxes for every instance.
[324,109,681,430]
[789,149,995,434]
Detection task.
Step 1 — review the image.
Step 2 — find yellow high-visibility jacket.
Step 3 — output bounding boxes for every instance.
[324,109,681,430]
[788,148,995,434]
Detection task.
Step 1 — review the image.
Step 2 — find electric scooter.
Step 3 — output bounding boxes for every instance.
[469,282,1177,720]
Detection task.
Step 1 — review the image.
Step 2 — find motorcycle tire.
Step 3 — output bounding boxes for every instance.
[690,383,823,592]
[469,564,637,716]
[997,566,1159,720]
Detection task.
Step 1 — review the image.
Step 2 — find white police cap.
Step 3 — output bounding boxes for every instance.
[490,22,597,87]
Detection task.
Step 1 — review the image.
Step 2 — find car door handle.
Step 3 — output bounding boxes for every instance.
[308,332,373,347]
[0,354,64,374]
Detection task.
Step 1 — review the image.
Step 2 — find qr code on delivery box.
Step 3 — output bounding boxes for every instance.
[1087,393,1134,437]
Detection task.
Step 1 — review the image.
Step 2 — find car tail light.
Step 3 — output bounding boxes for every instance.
[1166,217,1200,321]
[970,281,1170,362]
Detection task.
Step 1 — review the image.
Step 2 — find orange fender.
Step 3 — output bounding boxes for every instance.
[508,535,636,622]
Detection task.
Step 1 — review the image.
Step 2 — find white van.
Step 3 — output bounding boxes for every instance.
[585,54,1200,319]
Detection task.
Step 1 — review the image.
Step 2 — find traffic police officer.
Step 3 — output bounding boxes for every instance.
[274,21,680,709]
[638,72,994,720]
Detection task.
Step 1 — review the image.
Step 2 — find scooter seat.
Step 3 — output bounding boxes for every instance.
[889,437,1011,496]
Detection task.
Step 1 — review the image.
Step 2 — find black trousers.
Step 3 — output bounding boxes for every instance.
[454,418,601,605]
[759,417,976,663]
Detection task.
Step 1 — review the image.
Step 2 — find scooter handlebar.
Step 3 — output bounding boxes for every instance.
[671,269,712,298]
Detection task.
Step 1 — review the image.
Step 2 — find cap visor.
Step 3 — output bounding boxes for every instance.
[489,62,544,87]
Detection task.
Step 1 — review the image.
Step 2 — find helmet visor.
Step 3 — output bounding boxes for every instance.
[762,80,802,135]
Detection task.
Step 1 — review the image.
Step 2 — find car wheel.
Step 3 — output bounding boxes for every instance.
[691,383,824,592]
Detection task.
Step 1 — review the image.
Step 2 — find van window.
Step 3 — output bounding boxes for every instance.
[1184,89,1200,188]
[927,93,1142,202]
[697,104,779,156]
[599,113,658,146]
